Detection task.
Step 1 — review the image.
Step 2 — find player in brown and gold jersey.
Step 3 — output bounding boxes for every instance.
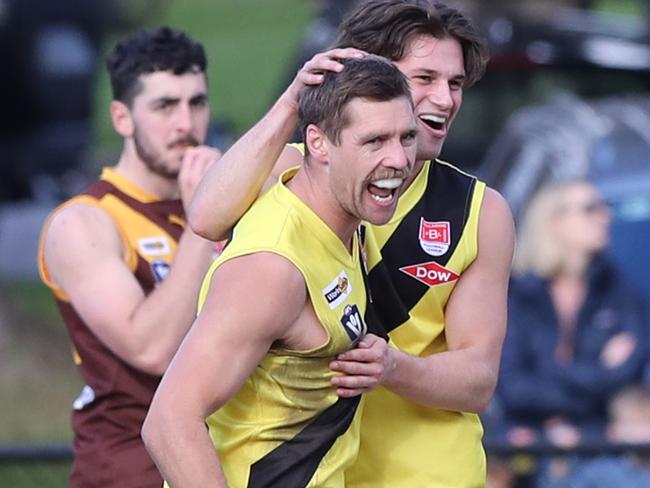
[38,27,220,488]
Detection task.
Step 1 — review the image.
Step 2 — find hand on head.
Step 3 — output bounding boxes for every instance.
[281,48,367,110]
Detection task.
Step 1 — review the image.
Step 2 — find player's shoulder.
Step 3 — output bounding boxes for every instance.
[477,187,515,260]
[433,158,479,180]
[481,187,513,223]
[44,197,121,256]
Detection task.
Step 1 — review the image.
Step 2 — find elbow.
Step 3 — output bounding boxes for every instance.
[141,401,167,462]
[188,201,225,241]
[141,411,156,453]
[466,373,499,414]
[130,348,172,376]
[467,390,493,414]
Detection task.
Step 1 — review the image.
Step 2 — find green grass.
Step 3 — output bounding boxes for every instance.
[0,281,80,442]
[92,0,314,159]
[0,462,71,487]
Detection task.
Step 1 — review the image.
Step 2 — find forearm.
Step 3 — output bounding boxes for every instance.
[383,347,498,413]
[189,97,299,240]
[143,412,228,487]
[129,230,215,373]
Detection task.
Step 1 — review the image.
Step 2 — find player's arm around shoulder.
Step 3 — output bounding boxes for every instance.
[374,187,514,413]
[142,252,307,487]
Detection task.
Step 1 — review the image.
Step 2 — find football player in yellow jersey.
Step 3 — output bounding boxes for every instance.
[188,2,515,486]
[142,56,419,487]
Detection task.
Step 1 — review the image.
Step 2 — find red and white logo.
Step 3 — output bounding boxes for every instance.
[399,261,459,287]
[419,218,450,256]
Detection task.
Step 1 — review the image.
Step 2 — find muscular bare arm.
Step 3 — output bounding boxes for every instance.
[142,252,307,487]
[42,156,217,376]
[332,188,515,412]
[189,48,365,241]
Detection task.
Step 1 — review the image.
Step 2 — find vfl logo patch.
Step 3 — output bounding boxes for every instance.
[323,271,352,309]
[138,237,171,256]
[340,304,366,344]
[399,261,459,287]
[419,218,450,257]
[151,260,171,283]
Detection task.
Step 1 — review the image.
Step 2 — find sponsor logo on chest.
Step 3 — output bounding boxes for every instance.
[419,218,450,257]
[340,304,365,345]
[399,260,459,287]
[323,270,353,309]
[137,236,171,256]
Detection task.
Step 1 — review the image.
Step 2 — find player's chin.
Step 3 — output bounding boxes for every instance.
[360,194,399,225]
[362,206,398,226]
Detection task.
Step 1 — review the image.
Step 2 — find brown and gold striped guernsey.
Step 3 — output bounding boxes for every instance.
[38,167,185,488]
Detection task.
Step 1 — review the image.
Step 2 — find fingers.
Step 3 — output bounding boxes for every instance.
[331,371,381,398]
[280,47,367,110]
[300,48,366,82]
[179,146,222,210]
[330,334,393,397]
[330,359,385,378]
[335,333,384,361]
[292,48,367,89]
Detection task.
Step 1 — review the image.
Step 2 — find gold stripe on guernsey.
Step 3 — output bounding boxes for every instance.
[168,214,186,228]
[72,346,82,366]
[38,168,180,302]
[99,167,160,203]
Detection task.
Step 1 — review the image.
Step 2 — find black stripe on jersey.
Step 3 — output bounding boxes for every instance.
[367,161,476,333]
[358,226,389,341]
[247,396,360,488]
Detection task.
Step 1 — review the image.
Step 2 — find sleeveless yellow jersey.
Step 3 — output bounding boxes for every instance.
[348,159,487,488]
[197,169,376,488]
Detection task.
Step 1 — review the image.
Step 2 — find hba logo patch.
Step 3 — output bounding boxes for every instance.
[399,261,459,287]
[138,237,170,256]
[323,271,352,309]
[419,218,450,256]
[340,304,365,344]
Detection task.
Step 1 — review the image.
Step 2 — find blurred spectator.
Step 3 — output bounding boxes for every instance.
[539,385,650,487]
[496,179,649,483]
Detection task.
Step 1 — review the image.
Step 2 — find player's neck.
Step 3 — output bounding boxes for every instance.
[114,147,180,201]
[287,168,358,253]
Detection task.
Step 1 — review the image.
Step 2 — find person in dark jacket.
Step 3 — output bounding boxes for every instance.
[499,179,647,446]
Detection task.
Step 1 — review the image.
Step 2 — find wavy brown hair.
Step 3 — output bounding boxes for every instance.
[334,0,489,87]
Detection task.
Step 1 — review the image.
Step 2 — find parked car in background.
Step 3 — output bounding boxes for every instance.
[443,6,650,169]
[478,93,650,306]
[455,7,650,305]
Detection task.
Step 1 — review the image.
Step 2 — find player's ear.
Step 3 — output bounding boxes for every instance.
[111,100,135,138]
[305,124,329,164]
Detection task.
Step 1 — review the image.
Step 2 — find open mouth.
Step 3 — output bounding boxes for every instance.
[367,178,404,205]
[419,114,446,132]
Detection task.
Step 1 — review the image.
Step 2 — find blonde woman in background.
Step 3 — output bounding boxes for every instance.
[496,179,649,485]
